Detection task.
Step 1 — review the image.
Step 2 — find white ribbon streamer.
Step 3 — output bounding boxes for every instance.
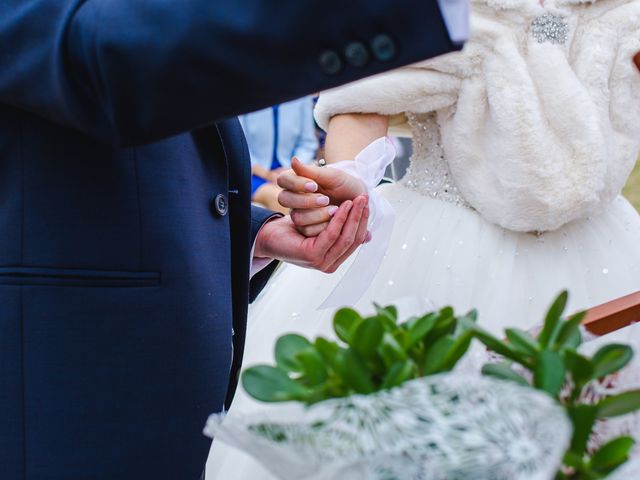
[319,137,396,309]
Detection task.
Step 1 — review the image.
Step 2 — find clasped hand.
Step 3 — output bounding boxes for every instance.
[254,157,368,273]
[278,157,367,237]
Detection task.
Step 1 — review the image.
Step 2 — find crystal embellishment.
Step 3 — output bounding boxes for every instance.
[402,112,471,208]
[531,13,569,44]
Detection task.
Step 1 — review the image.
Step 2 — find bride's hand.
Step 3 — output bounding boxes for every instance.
[278,157,367,236]
[635,51,640,71]
[279,157,367,206]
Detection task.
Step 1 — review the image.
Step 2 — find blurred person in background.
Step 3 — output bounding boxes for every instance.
[241,96,318,214]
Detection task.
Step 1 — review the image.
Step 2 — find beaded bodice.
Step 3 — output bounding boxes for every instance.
[400,113,471,208]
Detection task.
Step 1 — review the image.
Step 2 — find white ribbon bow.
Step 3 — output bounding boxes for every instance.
[319,137,396,309]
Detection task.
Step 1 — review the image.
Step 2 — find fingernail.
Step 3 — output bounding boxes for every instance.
[364,232,372,243]
[327,205,339,216]
[305,182,318,192]
[316,195,330,206]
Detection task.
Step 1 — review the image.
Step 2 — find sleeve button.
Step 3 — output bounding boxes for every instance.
[318,50,343,75]
[344,41,370,68]
[371,34,397,62]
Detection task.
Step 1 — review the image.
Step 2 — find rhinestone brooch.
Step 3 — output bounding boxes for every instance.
[531,13,569,45]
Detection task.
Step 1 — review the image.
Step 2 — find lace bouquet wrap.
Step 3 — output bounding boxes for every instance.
[205,374,571,480]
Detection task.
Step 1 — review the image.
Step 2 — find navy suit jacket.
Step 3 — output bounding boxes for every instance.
[0,1,457,479]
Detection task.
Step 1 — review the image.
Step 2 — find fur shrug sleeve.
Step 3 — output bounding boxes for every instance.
[315,0,640,232]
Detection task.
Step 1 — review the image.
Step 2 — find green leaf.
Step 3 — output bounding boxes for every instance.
[242,365,309,402]
[314,337,340,364]
[562,328,583,353]
[423,335,455,375]
[482,363,529,387]
[333,308,362,344]
[597,390,640,419]
[454,311,478,341]
[377,314,399,333]
[296,350,327,386]
[533,350,565,396]
[379,332,408,368]
[591,344,634,379]
[440,329,474,371]
[457,314,477,332]
[505,328,539,356]
[392,328,412,351]
[553,311,586,351]
[423,309,456,345]
[563,350,594,387]
[352,316,384,359]
[589,436,635,473]
[274,334,312,372]
[439,306,455,318]
[538,291,568,348]
[403,316,419,328]
[408,313,437,348]
[470,326,531,367]
[374,303,398,323]
[382,359,417,389]
[464,309,478,323]
[342,349,375,394]
[562,451,586,470]
[568,404,599,454]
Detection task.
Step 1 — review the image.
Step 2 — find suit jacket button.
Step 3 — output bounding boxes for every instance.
[371,34,397,62]
[318,50,343,75]
[212,193,228,216]
[344,42,370,67]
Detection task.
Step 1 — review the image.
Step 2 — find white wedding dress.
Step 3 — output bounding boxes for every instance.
[207,0,640,478]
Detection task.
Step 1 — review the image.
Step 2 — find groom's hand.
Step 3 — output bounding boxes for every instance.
[278,157,367,236]
[254,196,369,273]
[635,51,640,71]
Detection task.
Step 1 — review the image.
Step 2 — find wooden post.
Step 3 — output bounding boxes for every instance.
[583,291,640,335]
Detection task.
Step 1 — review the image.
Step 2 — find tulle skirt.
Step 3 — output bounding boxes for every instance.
[206,183,640,479]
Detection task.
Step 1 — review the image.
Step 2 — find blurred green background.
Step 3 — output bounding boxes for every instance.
[624,160,640,210]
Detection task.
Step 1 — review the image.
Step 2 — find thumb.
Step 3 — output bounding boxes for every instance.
[291,157,338,187]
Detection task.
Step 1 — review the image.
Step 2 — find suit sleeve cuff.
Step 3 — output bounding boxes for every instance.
[249,214,281,279]
[250,243,276,278]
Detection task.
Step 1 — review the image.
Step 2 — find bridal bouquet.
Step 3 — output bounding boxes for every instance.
[205,293,640,480]
[207,373,570,480]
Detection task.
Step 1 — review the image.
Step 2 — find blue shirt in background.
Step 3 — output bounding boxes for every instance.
[240,96,318,195]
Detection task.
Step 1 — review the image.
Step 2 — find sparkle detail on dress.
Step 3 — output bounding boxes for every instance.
[531,13,569,45]
[401,112,471,208]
